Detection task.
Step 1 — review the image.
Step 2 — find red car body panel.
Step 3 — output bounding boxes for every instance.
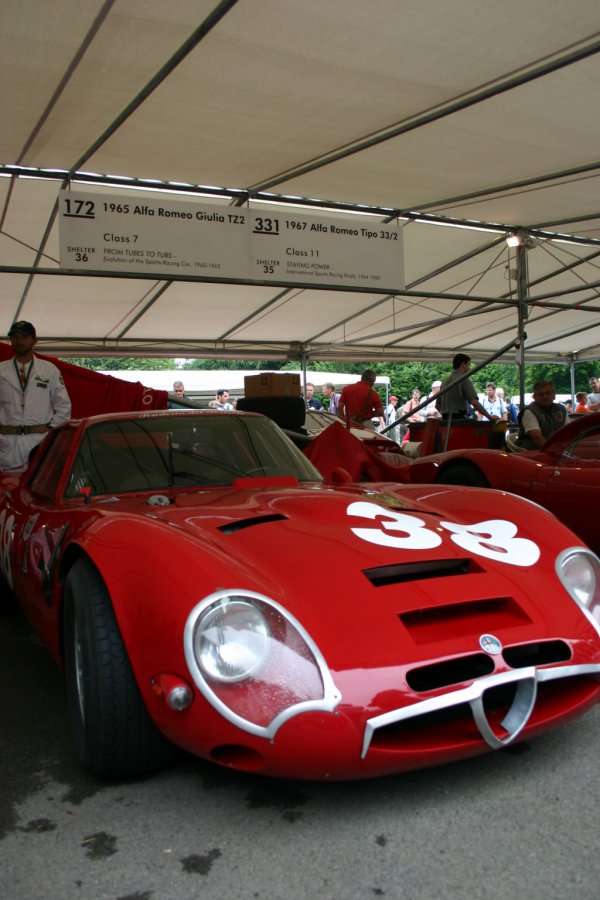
[2,410,600,780]
[400,413,600,553]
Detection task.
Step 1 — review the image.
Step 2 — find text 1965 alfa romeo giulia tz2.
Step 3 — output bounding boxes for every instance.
[1,409,599,780]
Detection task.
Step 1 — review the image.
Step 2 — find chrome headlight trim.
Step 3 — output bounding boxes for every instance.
[184,589,341,739]
[555,546,600,638]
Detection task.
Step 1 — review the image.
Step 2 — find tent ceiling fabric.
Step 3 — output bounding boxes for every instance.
[1,0,599,364]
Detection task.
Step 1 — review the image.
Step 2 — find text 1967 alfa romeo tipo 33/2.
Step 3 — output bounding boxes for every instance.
[1,410,599,780]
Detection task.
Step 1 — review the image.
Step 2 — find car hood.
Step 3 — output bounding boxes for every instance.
[130,481,588,670]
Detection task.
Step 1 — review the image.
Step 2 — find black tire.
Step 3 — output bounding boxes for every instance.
[63,557,172,779]
[0,571,18,612]
[436,463,489,487]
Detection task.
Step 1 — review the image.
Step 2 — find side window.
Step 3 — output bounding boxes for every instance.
[564,429,600,464]
[29,429,76,500]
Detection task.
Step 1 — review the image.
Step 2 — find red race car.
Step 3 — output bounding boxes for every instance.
[396,413,600,554]
[1,410,599,781]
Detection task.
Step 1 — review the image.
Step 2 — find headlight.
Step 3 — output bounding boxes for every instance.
[194,600,270,683]
[556,548,600,633]
[184,590,341,738]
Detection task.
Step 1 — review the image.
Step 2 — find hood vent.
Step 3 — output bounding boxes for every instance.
[364,558,483,587]
[219,513,287,535]
[400,597,532,644]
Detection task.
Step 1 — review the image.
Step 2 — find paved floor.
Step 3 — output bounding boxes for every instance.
[1,605,598,900]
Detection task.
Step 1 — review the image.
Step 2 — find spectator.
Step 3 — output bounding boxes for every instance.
[209,388,234,411]
[385,395,400,442]
[587,376,600,412]
[437,353,499,422]
[479,382,507,421]
[574,392,590,414]
[497,388,518,424]
[0,321,71,470]
[402,388,425,424]
[516,380,567,449]
[338,369,384,431]
[305,382,323,410]
[173,380,185,399]
[322,382,340,415]
[424,380,442,418]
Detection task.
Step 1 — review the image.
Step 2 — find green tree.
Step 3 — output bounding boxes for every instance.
[61,357,176,371]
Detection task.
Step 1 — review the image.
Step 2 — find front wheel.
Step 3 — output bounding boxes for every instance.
[63,557,172,779]
[436,463,489,487]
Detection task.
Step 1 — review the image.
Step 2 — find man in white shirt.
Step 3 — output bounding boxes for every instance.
[0,321,71,470]
[479,382,507,421]
[208,388,234,411]
[424,380,442,418]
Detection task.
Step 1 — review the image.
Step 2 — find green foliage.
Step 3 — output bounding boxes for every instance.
[61,357,175,371]
[182,359,284,371]
[60,355,599,400]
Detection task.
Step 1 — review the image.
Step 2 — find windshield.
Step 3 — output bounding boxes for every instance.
[65,413,322,497]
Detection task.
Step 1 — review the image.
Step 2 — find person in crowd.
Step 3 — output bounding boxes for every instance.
[479,382,507,421]
[424,380,442,418]
[497,387,518,424]
[385,395,400,441]
[0,321,71,470]
[209,388,234,411]
[574,391,590,414]
[402,388,425,424]
[173,379,185,398]
[437,353,499,422]
[516,379,567,449]
[587,376,600,412]
[563,400,573,414]
[322,382,340,415]
[305,382,323,410]
[338,369,384,430]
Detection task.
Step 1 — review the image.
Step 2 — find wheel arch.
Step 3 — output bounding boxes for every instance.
[435,457,491,487]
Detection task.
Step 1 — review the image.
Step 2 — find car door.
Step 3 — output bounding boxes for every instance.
[532,426,600,552]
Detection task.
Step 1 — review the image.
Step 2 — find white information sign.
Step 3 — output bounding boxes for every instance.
[248,209,403,289]
[59,190,404,291]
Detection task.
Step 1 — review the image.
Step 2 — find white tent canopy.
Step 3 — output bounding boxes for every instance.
[1,0,599,365]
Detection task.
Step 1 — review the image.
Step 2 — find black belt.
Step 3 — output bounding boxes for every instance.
[0,424,51,435]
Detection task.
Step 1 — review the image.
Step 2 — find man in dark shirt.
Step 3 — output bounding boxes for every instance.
[437,353,498,422]
[517,380,567,449]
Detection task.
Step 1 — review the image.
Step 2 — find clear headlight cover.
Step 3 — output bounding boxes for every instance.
[196,600,270,683]
[184,591,341,738]
[556,548,600,634]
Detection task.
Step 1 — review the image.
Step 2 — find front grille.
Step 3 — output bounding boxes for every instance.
[406,653,494,692]
[503,640,571,668]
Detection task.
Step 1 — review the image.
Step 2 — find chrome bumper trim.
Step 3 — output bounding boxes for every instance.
[361,662,600,758]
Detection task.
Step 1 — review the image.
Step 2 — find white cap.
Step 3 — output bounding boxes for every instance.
[432,380,442,388]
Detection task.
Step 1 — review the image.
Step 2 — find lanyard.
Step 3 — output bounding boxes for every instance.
[14,358,32,410]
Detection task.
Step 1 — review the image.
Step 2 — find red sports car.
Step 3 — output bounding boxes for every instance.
[397,413,600,553]
[1,410,599,781]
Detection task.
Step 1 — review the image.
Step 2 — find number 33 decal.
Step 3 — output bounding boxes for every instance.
[347,501,540,567]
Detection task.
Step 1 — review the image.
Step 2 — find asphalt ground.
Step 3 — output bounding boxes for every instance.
[1,603,599,900]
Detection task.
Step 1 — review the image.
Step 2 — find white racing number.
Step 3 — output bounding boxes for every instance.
[348,501,441,550]
[0,508,15,589]
[347,501,540,567]
[439,518,540,567]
